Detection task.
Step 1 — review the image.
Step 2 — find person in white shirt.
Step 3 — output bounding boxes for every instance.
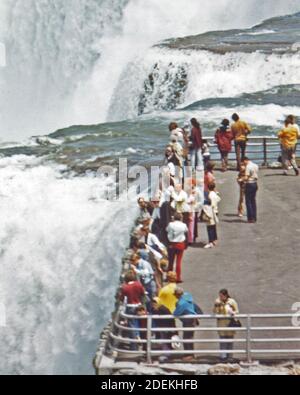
[169,122,184,144]
[204,183,221,249]
[150,196,161,239]
[164,146,182,184]
[130,253,157,310]
[139,226,167,261]
[244,157,259,223]
[185,178,205,245]
[171,184,190,214]
[166,213,188,283]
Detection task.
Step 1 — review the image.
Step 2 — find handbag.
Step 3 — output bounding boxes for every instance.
[200,207,211,224]
[229,318,242,328]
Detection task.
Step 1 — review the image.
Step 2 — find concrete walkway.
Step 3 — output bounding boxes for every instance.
[179,169,300,361]
[183,169,300,315]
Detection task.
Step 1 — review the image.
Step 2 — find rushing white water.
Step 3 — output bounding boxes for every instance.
[1,0,300,139]
[162,104,300,134]
[109,48,300,120]
[0,155,136,374]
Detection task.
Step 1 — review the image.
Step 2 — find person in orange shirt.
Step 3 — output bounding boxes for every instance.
[231,113,252,170]
[278,115,299,176]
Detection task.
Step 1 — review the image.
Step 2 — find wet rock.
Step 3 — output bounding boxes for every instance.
[157,363,201,375]
[208,364,241,376]
[289,366,300,375]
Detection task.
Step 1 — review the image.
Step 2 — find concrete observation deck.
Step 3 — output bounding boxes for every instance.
[183,168,300,315]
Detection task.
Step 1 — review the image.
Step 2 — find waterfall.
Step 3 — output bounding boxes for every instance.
[0,0,300,140]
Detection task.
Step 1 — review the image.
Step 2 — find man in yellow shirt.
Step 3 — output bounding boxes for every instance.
[278,115,299,176]
[158,272,178,313]
[231,113,252,170]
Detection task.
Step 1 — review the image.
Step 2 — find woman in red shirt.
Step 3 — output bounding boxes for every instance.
[215,119,234,172]
[190,118,204,171]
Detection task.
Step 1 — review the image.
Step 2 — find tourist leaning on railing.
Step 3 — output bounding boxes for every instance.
[137,196,152,220]
[120,271,146,351]
[151,297,177,360]
[158,271,178,314]
[130,253,157,311]
[174,288,201,362]
[136,305,148,352]
[150,195,162,240]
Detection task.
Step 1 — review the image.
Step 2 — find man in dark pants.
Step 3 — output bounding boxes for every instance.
[244,157,259,223]
[173,288,198,362]
[151,298,177,362]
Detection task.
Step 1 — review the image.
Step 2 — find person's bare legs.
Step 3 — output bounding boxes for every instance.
[238,185,245,217]
[235,143,241,170]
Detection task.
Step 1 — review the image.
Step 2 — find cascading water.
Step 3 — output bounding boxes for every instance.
[0,156,137,374]
[108,48,300,121]
[1,0,300,140]
[0,0,300,376]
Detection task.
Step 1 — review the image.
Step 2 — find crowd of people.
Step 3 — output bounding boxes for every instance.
[117,113,299,363]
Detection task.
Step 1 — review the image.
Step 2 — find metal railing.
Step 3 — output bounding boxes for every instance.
[108,309,300,364]
[204,136,300,166]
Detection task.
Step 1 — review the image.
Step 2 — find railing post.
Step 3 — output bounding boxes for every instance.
[263,138,268,167]
[147,315,152,364]
[246,315,252,364]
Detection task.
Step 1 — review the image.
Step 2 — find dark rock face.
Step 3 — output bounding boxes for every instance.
[138,62,188,115]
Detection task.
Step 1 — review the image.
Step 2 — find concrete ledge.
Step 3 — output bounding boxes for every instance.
[96,361,300,376]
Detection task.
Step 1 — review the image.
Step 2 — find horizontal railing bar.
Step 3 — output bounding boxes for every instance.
[112,348,146,355]
[110,333,147,344]
[251,327,300,331]
[113,322,148,332]
[150,350,247,355]
[120,312,297,320]
[203,136,293,140]
[151,327,247,332]
[112,348,300,357]
[151,339,246,344]
[250,350,300,354]
[250,314,297,318]
[252,339,300,343]
[120,315,248,320]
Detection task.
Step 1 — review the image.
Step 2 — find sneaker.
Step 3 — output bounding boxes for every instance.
[159,356,169,363]
[204,243,214,249]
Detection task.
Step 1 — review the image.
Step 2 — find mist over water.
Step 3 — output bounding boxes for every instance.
[0,1,300,375]
[0,155,136,374]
